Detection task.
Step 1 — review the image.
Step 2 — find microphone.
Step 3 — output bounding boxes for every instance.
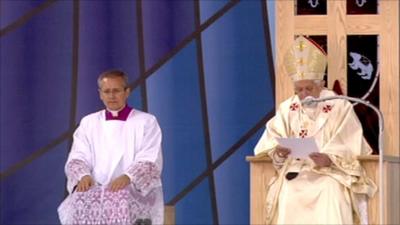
[301,94,384,225]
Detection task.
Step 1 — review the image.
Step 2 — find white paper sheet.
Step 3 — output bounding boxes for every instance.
[276,137,319,158]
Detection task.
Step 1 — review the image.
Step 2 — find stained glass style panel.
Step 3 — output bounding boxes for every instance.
[347,35,379,153]
[347,0,378,15]
[296,0,327,15]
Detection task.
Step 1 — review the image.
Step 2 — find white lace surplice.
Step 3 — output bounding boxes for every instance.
[58,110,164,225]
[58,160,164,225]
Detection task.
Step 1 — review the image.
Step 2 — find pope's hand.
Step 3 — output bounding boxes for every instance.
[76,175,94,192]
[109,175,131,192]
[309,152,332,167]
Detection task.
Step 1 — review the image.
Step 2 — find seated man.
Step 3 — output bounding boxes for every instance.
[58,70,163,225]
[254,36,376,224]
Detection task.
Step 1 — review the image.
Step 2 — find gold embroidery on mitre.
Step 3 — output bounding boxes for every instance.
[284,36,327,82]
[297,40,306,51]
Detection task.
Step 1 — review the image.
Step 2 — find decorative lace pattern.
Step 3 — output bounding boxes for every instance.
[64,186,157,225]
[125,161,161,196]
[66,159,91,183]
[66,159,91,193]
[59,160,164,224]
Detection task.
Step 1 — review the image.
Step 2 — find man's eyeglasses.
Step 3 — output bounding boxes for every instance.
[99,88,127,95]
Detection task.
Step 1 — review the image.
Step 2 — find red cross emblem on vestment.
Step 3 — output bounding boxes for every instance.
[322,104,333,113]
[290,103,299,111]
[299,129,308,138]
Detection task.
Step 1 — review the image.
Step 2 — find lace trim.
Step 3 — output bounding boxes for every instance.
[60,186,159,225]
[66,159,91,190]
[125,161,161,196]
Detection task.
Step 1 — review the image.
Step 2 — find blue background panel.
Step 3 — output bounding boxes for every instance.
[214,130,264,224]
[128,86,145,111]
[202,1,274,161]
[142,0,195,70]
[76,0,140,120]
[199,0,230,24]
[0,0,48,29]
[0,1,73,171]
[146,42,208,203]
[175,179,213,225]
[1,141,68,224]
